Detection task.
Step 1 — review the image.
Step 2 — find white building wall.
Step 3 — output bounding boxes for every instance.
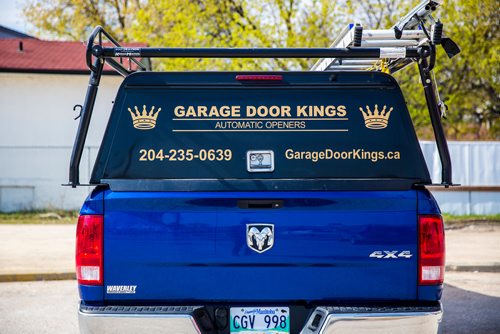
[420,141,500,215]
[420,141,500,186]
[0,72,120,211]
[0,72,499,213]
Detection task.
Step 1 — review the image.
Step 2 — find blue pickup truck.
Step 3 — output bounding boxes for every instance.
[69,10,458,333]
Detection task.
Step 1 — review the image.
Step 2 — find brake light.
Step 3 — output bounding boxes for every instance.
[418,214,445,285]
[236,75,283,81]
[76,215,103,285]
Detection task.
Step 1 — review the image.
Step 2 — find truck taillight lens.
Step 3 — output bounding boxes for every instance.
[76,215,103,285]
[418,214,445,285]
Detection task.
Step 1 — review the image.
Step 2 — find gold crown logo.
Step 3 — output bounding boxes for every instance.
[128,105,161,130]
[359,104,393,129]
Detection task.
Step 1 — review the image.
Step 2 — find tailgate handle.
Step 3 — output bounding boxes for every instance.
[238,200,283,209]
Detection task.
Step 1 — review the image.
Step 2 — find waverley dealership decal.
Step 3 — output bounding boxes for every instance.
[106,285,137,294]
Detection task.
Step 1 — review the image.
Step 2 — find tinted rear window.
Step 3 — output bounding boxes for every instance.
[91,72,430,190]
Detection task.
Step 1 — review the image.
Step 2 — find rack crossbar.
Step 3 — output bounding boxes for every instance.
[95,46,420,59]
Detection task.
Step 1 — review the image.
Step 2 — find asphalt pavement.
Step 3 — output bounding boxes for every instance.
[0,225,74,277]
[0,280,78,334]
[446,224,500,270]
[444,272,500,334]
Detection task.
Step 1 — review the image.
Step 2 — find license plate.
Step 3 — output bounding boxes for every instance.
[230,307,290,333]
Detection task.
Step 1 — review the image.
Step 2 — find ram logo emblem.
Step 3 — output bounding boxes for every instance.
[247,224,274,253]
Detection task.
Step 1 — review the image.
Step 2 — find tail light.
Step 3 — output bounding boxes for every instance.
[418,214,445,285]
[76,215,103,285]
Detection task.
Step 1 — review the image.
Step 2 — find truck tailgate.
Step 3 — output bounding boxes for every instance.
[103,190,418,302]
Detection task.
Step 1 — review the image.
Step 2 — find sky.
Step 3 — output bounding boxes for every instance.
[0,0,30,33]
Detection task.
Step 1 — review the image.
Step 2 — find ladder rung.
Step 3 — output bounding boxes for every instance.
[362,30,427,40]
[361,40,419,47]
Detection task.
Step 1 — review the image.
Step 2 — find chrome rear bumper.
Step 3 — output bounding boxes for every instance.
[78,304,202,334]
[79,302,442,334]
[300,304,442,334]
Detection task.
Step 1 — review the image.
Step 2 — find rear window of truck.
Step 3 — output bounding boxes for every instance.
[91,71,430,191]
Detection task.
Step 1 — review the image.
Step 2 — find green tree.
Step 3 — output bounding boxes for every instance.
[23,0,143,41]
[23,0,346,70]
[347,0,499,140]
[420,0,499,140]
[129,0,347,70]
[23,0,499,139]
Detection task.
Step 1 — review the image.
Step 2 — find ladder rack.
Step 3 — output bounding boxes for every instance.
[67,0,460,188]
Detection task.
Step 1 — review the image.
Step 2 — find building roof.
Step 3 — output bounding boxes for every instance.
[0,25,35,39]
[0,38,146,74]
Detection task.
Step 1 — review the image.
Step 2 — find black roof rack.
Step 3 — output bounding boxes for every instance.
[67,0,459,188]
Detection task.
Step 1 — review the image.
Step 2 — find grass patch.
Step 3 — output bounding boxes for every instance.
[443,213,500,225]
[0,210,79,224]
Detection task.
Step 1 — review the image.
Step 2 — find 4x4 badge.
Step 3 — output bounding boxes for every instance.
[247,224,274,253]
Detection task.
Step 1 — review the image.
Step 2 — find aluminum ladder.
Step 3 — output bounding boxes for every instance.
[311,0,446,73]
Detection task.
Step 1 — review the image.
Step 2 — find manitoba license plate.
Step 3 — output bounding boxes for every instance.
[230,307,290,333]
